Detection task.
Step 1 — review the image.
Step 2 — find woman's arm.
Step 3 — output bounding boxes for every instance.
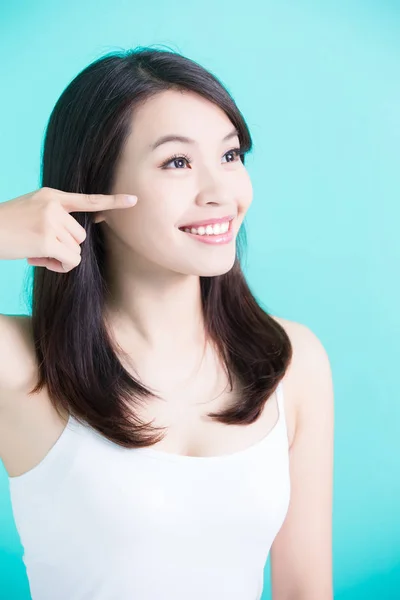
[270,321,334,600]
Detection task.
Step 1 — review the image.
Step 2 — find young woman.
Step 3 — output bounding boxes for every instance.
[0,47,334,599]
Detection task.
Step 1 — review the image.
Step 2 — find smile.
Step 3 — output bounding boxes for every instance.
[178,218,234,245]
[181,221,230,236]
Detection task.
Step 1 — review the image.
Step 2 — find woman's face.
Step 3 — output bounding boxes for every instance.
[96,89,253,278]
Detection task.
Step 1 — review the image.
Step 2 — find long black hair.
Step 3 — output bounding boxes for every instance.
[29,46,293,447]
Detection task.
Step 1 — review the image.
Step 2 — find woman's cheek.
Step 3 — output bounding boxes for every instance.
[238,173,253,210]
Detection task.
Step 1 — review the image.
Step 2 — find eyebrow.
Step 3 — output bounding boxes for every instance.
[150,128,240,151]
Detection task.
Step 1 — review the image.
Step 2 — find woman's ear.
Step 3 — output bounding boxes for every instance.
[93,212,106,224]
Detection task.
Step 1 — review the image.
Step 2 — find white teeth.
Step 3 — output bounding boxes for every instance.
[213,224,221,235]
[220,222,229,233]
[183,221,230,236]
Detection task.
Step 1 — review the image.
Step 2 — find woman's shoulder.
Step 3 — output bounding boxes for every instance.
[271,314,330,372]
[270,315,333,448]
[0,313,37,404]
[273,315,331,380]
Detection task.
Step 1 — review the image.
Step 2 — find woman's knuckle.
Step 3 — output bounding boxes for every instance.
[42,234,54,256]
[86,194,98,205]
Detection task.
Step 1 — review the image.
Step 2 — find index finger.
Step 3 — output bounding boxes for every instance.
[55,190,137,213]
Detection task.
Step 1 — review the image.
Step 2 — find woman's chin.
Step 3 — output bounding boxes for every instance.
[182,255,236,277]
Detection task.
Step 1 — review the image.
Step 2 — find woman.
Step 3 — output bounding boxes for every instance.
[0,47,334,599]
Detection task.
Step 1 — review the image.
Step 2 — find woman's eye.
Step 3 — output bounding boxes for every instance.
[161,148,242,170]
[222,149,241,163]
[172,157,189,169]
[161,155,191,169]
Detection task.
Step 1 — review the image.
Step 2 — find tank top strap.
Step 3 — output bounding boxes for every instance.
[275,380,287,433]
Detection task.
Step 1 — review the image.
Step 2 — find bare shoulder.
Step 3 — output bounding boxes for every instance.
[271,314,332,388]
[272,315,331,362]
[270,315,334,446]
[0,313,36,403]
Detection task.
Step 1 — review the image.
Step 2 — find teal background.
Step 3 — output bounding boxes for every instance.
[0,1,399,598]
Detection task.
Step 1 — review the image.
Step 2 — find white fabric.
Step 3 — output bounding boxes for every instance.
[9,381,291,600]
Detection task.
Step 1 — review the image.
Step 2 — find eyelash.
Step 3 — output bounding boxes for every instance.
[160,147,245,169]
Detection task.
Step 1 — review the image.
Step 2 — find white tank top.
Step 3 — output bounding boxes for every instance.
[9,381,291,600]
